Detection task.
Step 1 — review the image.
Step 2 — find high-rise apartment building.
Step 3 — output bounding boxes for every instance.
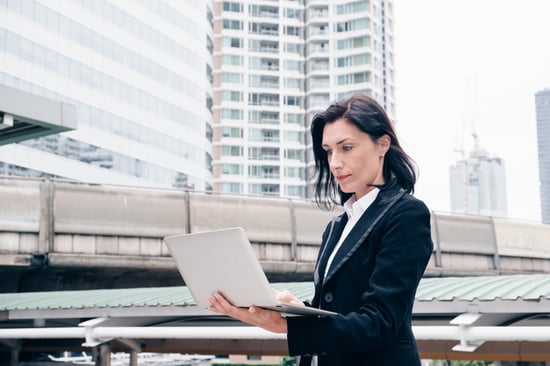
[212,0,394,198]
[449,142,507,217]
[0,1,214,191]
[535,88,550,223]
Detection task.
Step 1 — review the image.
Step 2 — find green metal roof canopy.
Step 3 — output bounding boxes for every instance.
[1,275,550,361]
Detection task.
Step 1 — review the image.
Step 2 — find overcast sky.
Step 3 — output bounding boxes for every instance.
[393,0,550,222]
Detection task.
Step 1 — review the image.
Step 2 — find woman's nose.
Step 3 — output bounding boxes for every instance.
[329,153,343,169]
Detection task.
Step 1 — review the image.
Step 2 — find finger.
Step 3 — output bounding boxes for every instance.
[210,293,232,314]
[214,292,234,309]
[208,293,233,314]
[207,296,222,313]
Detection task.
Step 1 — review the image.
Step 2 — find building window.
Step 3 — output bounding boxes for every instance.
[221,72,243,83]
[249,39,278,53]
[249,5,278,18]
[222,37,242,48]
[285,42,301,54]
[353,35,370,49]
[337,72,371,85]
[285,113,302,124]
[249,111,279,124]
[285,131,301,142]
[249,57,279,71]
[249,22,278,36]
[221,164,242,175]
[285,26,300,36]
[285,78,301,89]
[285,149,302,160]
[223,19,242,30]
[223,2,243,12]
[336,18,369,32]
[285,60,301,71]
[284,8,300,19]
[337,53,370,67]
[221,145,243,156]
[221,54,243,66]
[249,128,279,142]
[222,127,243,138]
[249,184,279,195]
[221,182,242,193]
[337,1,369,14]
[285,96,301,106]
[249,93,279,106]
[285,167,301,178]
[249,165,279,179]
[221,109,243,120]
[286,185,303,197]
[249,147,279,160]
[285,113,304,124]
[221,90,243,102]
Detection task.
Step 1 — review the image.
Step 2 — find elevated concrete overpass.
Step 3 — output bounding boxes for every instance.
[1,177,550,292]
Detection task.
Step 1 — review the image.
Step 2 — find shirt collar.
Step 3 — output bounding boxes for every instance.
[343,187,380,220]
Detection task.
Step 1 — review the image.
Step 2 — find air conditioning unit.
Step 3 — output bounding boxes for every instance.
[0,113,14,130]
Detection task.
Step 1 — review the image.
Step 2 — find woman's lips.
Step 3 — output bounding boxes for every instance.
[336,174,351,181]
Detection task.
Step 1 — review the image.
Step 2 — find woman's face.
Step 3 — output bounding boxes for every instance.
[322,118,389,199]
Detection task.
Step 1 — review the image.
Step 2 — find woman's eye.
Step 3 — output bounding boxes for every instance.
[343,145,353,151]
[325,150,332,155]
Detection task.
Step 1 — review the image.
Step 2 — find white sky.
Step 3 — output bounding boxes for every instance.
[393,0,550,222]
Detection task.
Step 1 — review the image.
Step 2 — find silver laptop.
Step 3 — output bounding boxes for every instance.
[163,227,335,317]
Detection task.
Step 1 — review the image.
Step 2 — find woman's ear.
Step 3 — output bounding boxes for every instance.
[378,134,391,155]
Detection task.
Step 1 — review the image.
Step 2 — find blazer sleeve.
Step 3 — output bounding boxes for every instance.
[286,196,433,355]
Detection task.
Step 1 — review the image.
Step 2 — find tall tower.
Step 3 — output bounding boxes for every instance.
[212,0,394,198]
[449,135,507,217]
[535,88,550,223]
[0,1,214,190]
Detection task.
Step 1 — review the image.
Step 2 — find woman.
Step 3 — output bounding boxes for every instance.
[209,94,434,365]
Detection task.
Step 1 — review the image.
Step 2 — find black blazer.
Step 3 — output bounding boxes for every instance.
[286,182,433,366]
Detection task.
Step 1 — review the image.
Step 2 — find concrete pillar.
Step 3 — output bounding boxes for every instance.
[94,344,111,366]
[129,351,138,366]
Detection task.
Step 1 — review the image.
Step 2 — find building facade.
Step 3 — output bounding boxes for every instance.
[535,88,550,223]
[212,0,395,198]
[449,144,507,217]
[0,1,214,191]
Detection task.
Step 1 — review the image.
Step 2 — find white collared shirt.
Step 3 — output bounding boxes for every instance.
[324,187,380,277]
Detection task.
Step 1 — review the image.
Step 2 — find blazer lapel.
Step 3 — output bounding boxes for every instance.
[313,214,347,287]
[322,186,406,285]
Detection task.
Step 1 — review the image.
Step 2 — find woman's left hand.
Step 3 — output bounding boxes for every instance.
[208,292,288,334]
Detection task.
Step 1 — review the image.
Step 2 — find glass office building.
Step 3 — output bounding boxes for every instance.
[212,0,395,198]
[0,1,214,191]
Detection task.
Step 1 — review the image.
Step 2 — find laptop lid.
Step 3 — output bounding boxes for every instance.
[163,227,335,316]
